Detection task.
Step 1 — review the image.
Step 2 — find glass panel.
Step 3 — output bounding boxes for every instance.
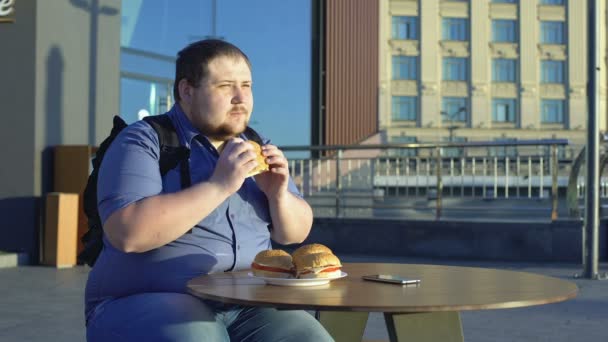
[442,97,467,122]
[442,18,468,41]
[541,60,565,83]
[492,20,517,42]
[540,21,564,44]
[541,99,565,123]
[492,59,516,82]
[443,58,467,81]
[392,56,418,80]
[392,96,418,121]
[390,136,417,157]
[492,99,517,122]
[120,77,172,124]
[392,16,418,40]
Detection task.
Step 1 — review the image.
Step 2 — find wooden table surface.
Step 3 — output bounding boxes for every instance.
[187,263,578,313]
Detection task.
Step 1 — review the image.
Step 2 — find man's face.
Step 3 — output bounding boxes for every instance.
[184,56,253,141]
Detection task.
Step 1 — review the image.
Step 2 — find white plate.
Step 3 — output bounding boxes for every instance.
[248,271,348,287]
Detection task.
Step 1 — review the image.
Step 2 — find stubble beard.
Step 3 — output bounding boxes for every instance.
[199,119,249,141]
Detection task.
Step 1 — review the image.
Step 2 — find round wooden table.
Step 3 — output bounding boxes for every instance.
[187,263,578,342]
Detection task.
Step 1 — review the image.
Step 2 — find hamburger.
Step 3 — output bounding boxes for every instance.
[251,249,294,278]
[247,140,270,177]
[291,243,333,262]
[293,252,342,279]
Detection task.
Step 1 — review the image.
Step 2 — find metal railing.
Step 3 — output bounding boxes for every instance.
[280,139,590,221]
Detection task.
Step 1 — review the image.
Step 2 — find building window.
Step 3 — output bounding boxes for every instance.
[492,59,516,82]
[392,96,418,121]
[492,20,517,42]
[443,57,468,81]
[390,135,417,157]
[442,136,466,157]
[541,60,565,83]
[541,99,565,123]
[492,99,517,123]
[392,56,418,80]
[442,97,467,122]
[493,0,517,3]
[392,16,418,40]
[442,18,468,41]
[540,21,565,44]
[540,0,564,5]
[490,138,518,158]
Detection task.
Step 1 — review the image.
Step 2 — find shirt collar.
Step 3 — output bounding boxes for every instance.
[167,103,200,147]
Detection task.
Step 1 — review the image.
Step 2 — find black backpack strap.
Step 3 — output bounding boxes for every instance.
[143,115,191,188]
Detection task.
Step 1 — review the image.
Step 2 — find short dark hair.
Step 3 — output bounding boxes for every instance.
[173,39,251,102]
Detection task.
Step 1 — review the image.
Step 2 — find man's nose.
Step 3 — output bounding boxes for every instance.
[231,87,245,104]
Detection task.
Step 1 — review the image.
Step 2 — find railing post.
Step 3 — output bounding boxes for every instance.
[436,147,443,220]
[335,149,342,217]
[551,144,559,221]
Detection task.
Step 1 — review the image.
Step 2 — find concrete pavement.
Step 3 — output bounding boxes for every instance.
[0,256,606,341]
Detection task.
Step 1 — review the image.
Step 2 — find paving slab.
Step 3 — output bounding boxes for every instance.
[0,256,606,342]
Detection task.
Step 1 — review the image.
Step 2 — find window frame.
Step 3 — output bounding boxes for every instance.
[392,55,418,80]
[442,18,469,41]
[392,96,418,121]
[443,57,468,81]
[392,16,418,40]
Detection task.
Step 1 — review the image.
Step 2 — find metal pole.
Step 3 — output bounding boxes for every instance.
[583,0,600,279]
[551,145,558,221]
[435,147,443,220]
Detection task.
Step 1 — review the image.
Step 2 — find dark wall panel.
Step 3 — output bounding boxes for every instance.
[325,0,379,146]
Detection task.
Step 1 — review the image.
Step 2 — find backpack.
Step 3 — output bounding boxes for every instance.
[77,114,264,267]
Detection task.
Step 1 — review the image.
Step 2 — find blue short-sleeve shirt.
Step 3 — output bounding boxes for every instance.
[84,104,301,320]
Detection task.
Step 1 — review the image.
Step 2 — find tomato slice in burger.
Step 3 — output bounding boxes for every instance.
[251,263,293,274]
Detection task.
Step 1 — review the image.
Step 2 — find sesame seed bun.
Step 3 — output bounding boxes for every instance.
[293,252,342,279]
[247,140,270,177]
[251,249,294,278]
[291,243,333,262]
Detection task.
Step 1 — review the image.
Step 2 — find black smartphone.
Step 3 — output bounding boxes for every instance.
[362,274,421,285]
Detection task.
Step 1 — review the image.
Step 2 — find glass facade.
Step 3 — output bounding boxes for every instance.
[493,59,516,82]
[392,96,418,121]
[492,20,517,42]
[118,1,312,147]
[540,0,564,5]
[442,18,468,41]
[389,135,417,157]
[392,56,418,80]
[443,58,468,81]
[540,21,565,44]
[541,60,565,83]
[541,99,565,123]
[492,99,517,123]
[392,16,418,40]
[442,97,467,122]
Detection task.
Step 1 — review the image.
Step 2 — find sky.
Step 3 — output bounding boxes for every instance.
[119,0,312,148]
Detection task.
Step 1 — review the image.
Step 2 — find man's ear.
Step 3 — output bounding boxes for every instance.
[178,79,192,102]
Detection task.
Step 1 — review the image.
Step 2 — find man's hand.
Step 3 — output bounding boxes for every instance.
[209,138,259,195]
[254,144,290,199]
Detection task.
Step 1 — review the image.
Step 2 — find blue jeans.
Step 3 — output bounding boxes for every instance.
[86,292,334,341]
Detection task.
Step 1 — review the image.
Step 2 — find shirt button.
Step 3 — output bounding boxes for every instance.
[230,214,235,219]
[237,245,241,250]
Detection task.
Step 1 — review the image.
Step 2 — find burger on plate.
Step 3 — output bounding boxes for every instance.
[291,243,333,262]
[251,249,294,278]
[293,252,342,279]
[247,140,270,177]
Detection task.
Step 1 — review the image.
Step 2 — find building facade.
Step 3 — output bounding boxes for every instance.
[378,0,606,154]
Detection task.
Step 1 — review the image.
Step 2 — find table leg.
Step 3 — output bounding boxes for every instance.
[384,312,463,342]
[316,311,369,342]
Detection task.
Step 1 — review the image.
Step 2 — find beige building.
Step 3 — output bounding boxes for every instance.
[378,0,606,154]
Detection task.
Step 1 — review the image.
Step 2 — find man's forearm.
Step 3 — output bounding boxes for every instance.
[268,192,313,245]
[104,180,231,253]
